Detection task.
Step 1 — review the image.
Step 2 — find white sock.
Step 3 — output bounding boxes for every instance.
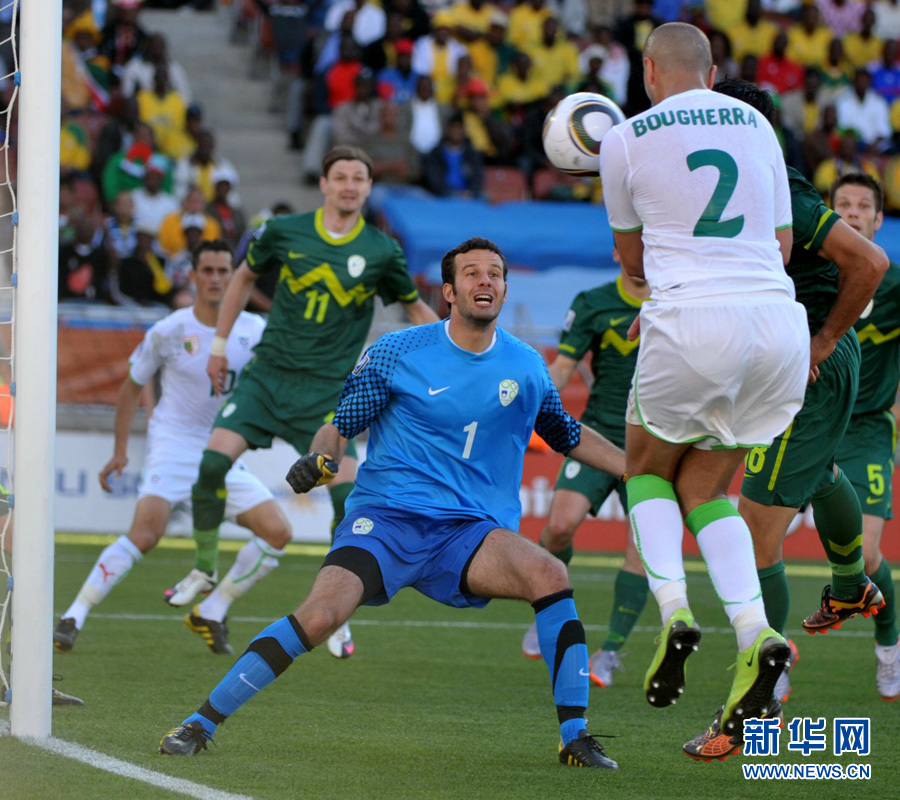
[875,642,900,663]
[630,495,688,625]
[695,515,768,651]
[197,537,283,622]
[63,536,143,628]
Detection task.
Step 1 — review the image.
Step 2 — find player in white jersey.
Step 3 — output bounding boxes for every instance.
[598,23,810,746]
[54,241,292,657]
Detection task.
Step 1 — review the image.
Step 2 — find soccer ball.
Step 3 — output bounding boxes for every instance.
[542,93,626,176]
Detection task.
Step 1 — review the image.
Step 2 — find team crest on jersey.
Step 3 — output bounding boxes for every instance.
[860,299,874,320]
[564,462,581,479]
[499,379,519,407]
[347,255,366,278]
[238,336,250,349]
[562,309,576,332]
[183,335,200,355]
[352,517,374,534]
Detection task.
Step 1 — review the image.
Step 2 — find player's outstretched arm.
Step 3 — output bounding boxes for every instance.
[814,218,889,367]
[99,378,144,492]
[402,298,440,325]
[567,424,627,482]
[208,261,259,396]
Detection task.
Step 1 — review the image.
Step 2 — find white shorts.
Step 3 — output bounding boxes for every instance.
[626,294,809,450]
[138,432,273,519]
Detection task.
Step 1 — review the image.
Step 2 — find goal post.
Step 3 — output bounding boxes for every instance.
[9,0,61,738]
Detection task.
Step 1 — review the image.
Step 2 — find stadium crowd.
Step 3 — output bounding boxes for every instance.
[9,0,899,307]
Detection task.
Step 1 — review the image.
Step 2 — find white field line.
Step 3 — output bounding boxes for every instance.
[81,611,876,638]
[0,720,255,800]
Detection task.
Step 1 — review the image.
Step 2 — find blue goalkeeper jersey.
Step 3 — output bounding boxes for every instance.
[333,321,582,530]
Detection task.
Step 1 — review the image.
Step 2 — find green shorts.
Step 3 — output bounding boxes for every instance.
[834,410,897,520]
[555,458,628,514]
[741,332,860,509]
[214,357,357,459]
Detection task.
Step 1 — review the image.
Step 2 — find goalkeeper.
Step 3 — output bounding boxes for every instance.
[164,146,438,662]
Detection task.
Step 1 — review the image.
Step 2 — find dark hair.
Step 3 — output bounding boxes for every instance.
[322,145,373,179]
[440,237,508,289]
[713,76,775,123]
[192,239,234,269]
[271,201,294,215]
[830,173,884,213]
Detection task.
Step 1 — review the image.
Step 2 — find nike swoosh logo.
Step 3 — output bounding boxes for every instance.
[579,668,591,677]
[866,497,882,504]
[428,386,450,395]
[745,643,759,668]
[239,673,260,691]
[610,316,630,326]
[288,251,304,259]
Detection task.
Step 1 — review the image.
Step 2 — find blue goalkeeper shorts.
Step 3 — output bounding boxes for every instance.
[329,506,498,609]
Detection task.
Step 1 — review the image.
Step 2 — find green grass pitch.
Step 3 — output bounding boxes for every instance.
[2,539,898,799]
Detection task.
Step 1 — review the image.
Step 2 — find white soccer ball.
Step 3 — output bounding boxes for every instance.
[542,92,626,176]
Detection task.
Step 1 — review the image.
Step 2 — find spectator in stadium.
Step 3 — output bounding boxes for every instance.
[174,130,240,205]
[408,74,451,158]
[727,0,777,65]
[843,7,882,70]
[367,101,422,182]
[325,0,387,49]
[411,11,469,107]
[526,16,580,93]
[136,64,191,160]
[105,191,138,265]
[836,68,893,153]
[237,201,295,313]
[206,166,246,249]
[781,67,824,142]
[99,0,148,81]
[361,12,410,73]
[817,0,865,38]
[383,0,431,41]
[115,222,176,306]
[819,38,852,105]
[121,32,192,103]
[332,70,384,147]
[165,217,209,307]
[708,29,738,83]
[786,3,832,70]
[517,84,566,180]
[450,0,500,44]
[508,0,554,53]
[131,154,179,234]
[872,40,900,104]
[757,31,805,96]
[802,103,842,176]
[423,113,484,197]
[62,9,112,111]
[158,187,222,257]
[583,26,630,106]
[60,119,93,176]
[101,124,173,206]
[326,35,365,110]
[813,129,882,198]
[377,38,421,104]
[468,11,515,90]
[496,51,550,117]
[615,0,662,114]
[58,215,111,303]
[874,0,900,40]
[461,78,512,165]
[93,96,142,187]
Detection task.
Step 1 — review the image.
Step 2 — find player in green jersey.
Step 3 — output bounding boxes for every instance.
[683,78,889,762]
[831,174,900,701]
[164,146,439,659]
[520,255,651,689]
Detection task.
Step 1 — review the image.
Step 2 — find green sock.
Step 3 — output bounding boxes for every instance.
[328,482,353,544]
[602,569,649,651]
[810,469,865,597]
[191,449,233,575]
[758,561,790,636]
[547,542,574,565]
[869,560,898,646]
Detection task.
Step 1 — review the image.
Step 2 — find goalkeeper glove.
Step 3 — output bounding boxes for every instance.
[286,453,338,494]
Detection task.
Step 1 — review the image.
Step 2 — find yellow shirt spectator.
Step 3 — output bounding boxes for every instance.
[496,69,549,107]
[706,0,747,33]
[508,3,553,52]
[728,20,778,63]
[842,33,883,69]
[527,37,579,91]
[450,1,499,35]
[813,158,881,199]
[158,210,222,257]
[137,89,187,159]
[786,24,833,70]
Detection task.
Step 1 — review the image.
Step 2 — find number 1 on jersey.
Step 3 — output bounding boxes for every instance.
[304,289,330,323]
[462,421,478,459]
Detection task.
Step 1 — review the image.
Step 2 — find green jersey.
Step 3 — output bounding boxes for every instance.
[785,167,841,333]
[557,276,644,442]
[853,262,900,414]
[246,209,420,380]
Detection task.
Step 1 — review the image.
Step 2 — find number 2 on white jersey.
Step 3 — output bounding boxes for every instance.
[462,421,478,459]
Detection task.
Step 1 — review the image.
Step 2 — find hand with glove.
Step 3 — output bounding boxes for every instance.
[286,453,339,494]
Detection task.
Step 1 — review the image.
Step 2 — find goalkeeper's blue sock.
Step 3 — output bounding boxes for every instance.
[533,589,589,746]
[185,615,311,734]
